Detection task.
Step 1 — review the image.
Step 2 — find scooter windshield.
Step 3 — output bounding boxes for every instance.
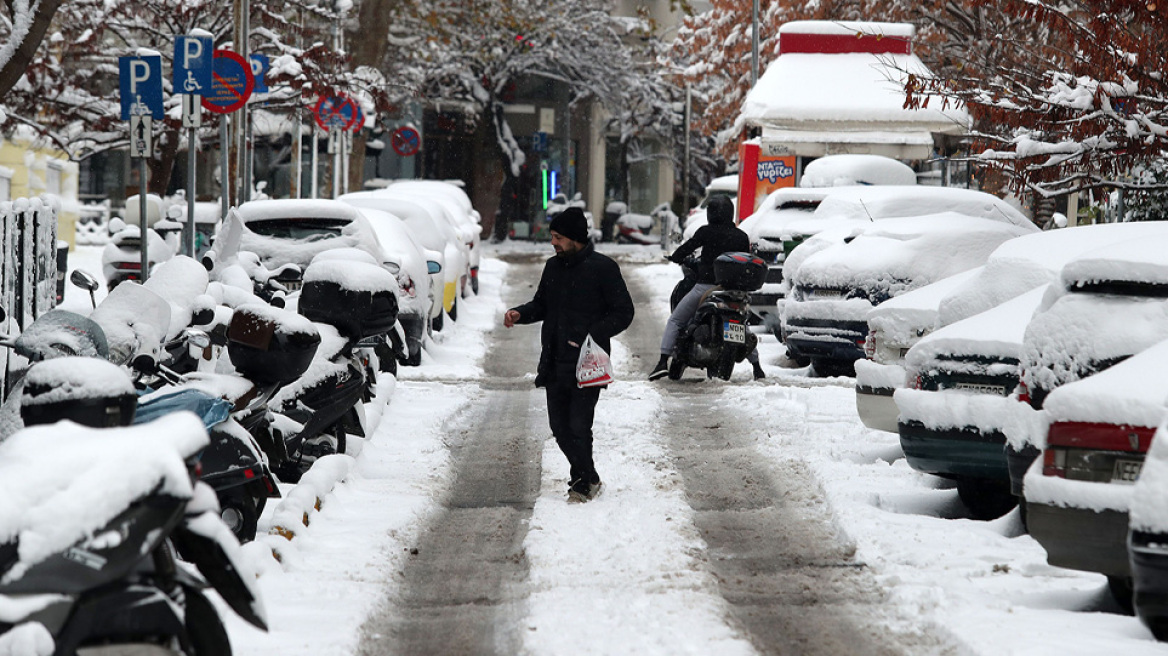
[89,283,172,366]
[13,309,110,361]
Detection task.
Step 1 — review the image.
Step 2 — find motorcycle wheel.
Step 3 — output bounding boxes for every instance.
[667,356,685,380]
[183,586,232,656]
[714,350,735,381]
[218,489,259,543]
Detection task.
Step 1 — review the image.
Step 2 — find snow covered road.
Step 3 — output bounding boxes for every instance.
[91,241,1157,655]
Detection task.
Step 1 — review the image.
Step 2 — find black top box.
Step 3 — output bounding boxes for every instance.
[714,252,768,291]
[227,304,321,385]
[298,278,399,341]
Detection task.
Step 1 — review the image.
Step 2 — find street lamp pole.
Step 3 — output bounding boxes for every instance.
[682,82,691,216]
[751,0,760,86]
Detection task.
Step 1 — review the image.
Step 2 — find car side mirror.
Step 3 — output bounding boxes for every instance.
[427,260,442,274]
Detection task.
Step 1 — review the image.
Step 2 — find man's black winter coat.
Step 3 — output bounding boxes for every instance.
[511,243,634,387]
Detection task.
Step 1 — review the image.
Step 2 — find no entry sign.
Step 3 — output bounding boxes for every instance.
[391,126,420,156]
[202,50,254,114]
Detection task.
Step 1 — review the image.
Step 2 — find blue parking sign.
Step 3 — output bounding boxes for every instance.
[174,35,213,96]
[249,54,270,94]
[119,55,164,120]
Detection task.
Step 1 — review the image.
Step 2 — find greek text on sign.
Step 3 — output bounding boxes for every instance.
[202,50,254,114]
[757,160,795,184]
[119,54,165,120]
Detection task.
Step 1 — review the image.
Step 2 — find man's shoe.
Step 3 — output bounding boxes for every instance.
[753,364,766,380]
[568,478,603,503]
[649,357,670,381]
[587,480,603,500]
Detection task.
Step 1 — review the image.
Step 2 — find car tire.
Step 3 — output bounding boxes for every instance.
[955,478,1018,521]
[433,310,445,332]
[1109,576,1135,614]
[449,298,458,322]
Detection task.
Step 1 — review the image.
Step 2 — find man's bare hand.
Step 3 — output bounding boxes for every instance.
[503,309,520,328]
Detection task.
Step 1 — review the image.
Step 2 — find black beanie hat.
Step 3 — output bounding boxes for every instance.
[549,207,590,244]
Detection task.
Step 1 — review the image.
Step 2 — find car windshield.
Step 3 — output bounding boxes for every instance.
[247,218,350,242]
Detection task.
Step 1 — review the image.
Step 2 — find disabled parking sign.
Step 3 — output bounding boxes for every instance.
[119,54,164,120]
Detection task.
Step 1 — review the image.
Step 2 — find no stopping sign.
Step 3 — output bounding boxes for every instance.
[391,126,420,156]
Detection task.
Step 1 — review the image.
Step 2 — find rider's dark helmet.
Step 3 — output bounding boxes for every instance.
[707,196,734,226]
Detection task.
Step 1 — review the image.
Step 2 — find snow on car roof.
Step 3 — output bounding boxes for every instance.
[938,222,1168,326]
[794,214,1032,290]
[811,186,1032,228]
[236,198,362,223]
[1060,233,1168,287]
[907,285,1048,367]
[1043,337,1168,429]
[867,267,982,342]
[799,154,916,188]
[706,175,738,191]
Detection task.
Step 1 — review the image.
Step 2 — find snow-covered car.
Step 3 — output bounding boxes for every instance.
[1129,414,1168,640]
[798,154,917,188]
[230,199,383,281]
[1024,338,1168,609]
[384,180,483,293]
[854,266,982,432]
[1008,235,1168,506]
[737,187,833,332]
[781,213,1036,376]
[339,191,469,328]
[894,286,1048,520]
[859,222,1168,436]
[355,207,443,365]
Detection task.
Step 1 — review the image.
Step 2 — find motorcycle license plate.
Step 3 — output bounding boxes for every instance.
[723,321,746,343]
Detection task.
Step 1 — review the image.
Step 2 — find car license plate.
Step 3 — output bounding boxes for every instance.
[953,382,1007,396]
[811,289,842,299]
[1113,459,1143,484]
[723,321,746,343]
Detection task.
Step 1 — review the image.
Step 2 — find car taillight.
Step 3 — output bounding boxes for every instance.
[398,274,416,298]
[114,261,142,270]
[906,369,922,389]
[1042,448,1067,478]
[863,330,876,359]
[1016,379,1030,405]
[1047,421,1155,453]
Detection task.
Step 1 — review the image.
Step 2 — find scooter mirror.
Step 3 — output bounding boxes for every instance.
[0,306,5,322]
[191,308,216,326]
[70,270,100,292]
[273,265,302,283]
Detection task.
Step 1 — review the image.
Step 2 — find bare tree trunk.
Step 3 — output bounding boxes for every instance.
[0,0,63,99]
[345,0,399,191]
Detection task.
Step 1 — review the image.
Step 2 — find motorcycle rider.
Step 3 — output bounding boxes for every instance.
[648,195,764,381]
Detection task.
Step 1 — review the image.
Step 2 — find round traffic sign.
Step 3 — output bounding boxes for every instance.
[202,50,254,114]
[391,126,420,156]
[314,95,359,132]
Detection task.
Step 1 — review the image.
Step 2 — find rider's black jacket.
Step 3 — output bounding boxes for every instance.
[669,197,749,285]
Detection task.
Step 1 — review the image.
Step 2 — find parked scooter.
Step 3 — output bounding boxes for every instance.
[666,252,766,381]
[0,358,266,655]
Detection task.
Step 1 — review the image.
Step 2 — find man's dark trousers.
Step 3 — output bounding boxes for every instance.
[545,373,602,487]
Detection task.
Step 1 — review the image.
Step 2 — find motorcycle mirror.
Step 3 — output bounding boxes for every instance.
[70,269,100,292]
[273,265,302,283]
[70,270,101,308]
[426,260,442,274]
[0,306,5,322]
[191,307,216,326]
[184,329,212,349]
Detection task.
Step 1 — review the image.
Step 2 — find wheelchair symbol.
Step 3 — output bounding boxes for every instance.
[183,70,202,93]
[129,95,151,116]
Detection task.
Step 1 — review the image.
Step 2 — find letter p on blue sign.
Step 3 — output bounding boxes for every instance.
[119,54,165,120]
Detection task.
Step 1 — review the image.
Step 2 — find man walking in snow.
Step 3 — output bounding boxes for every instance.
[503,207,635,503]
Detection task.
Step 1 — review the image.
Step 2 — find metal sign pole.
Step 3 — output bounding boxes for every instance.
[187,127,197,256]
[311,128,319,199]
[220,115,230,220]
[139,160,149,281]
